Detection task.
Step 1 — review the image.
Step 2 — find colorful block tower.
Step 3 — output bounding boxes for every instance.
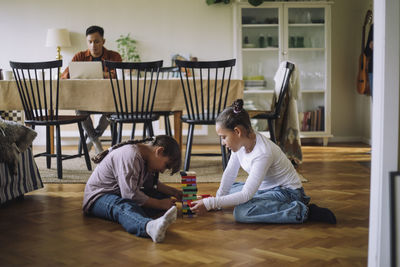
[180,171,197,218]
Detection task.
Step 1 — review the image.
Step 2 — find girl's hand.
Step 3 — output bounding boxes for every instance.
[158,198,177,210]
[190,199,208,215]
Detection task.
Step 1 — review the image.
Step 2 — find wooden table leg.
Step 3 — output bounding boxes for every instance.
[50,125,55,154]
[173,111,182,152]
[48,110,54,154]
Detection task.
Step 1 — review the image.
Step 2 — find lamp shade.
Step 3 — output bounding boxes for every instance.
[45,28,71,47]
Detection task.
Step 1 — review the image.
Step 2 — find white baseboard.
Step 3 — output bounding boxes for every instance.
[31,123,372,147]
[360,137,372,145]
[31,125,217,146]
[328,135,371,144]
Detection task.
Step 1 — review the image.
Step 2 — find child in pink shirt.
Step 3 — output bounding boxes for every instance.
[83,135,182,242]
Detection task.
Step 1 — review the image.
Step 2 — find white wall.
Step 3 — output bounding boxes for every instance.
[330,0,372,143]
[0,0,233,145]
[0,0,234,70]
[354,0,373,144]
[368,0,399,265]
[0,0,373,144]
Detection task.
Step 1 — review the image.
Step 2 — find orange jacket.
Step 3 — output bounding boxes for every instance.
[61,47,122,79]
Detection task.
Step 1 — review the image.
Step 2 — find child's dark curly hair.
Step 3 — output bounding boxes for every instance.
[92,135,181,175]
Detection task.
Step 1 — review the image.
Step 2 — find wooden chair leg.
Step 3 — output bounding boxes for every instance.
[142,123,147,139]
[78,136,82,155]
[183,124,195,171]
[164,115,172,136]
[148,122,154,137]
[46,125,51,169]
[131,123,136,140]
[55,125,62,179]
[110,122,117,145]
[117,123,123,144]
[268,119,276,143]
[78,133,88,156]
[78,122,92,171]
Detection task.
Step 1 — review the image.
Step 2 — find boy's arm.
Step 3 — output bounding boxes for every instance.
[142,197,176,210]
[157,182,182,201]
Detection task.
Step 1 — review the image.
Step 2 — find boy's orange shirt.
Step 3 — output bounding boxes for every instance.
[61,47,122,79]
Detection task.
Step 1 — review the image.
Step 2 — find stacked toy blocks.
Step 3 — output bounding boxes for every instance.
[180,171,197,218]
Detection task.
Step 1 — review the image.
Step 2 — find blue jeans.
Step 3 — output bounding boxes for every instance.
[229,182,310,224]
[89,194,153,237]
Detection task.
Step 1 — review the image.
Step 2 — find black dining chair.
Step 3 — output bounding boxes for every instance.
[248,61,295,143]
[175,59,236,171]
[154,66,179,136]
[159,66,179,79]
[9,60,92,179]
[104,60,163,144]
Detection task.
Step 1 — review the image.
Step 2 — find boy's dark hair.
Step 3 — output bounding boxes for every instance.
[86,25,104,37]
[92,135,181,175]
[152,135,181,175]
[216,99,253,135]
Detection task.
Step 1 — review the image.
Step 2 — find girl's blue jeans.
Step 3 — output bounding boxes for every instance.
[89,190,169,237]
[229,182,310,224]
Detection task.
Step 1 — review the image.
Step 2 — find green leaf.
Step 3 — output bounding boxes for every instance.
[115,33,141,62]
[248,0,263,7]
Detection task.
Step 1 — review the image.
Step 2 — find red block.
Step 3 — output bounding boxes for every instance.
[187,200,195,207]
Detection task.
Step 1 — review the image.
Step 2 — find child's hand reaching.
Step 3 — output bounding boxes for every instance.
[159,198,177,210]
[157,182,182,202]
[190,199,208,215]
[172,188,183,202]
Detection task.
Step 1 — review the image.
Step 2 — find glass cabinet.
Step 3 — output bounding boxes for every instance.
[234,1,332,145]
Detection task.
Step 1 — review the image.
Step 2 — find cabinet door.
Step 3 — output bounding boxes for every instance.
[285,6,327,132]
[238,3,331,139]
[241,6,282,94]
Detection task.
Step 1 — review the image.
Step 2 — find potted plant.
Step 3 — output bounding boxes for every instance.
[115,34,141,62]
[206,0,230,4]
[206,0,265,6]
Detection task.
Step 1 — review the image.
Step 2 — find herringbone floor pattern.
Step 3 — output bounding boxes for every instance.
[0,144,370,266]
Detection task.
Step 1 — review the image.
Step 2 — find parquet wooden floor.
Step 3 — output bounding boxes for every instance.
[0,143,371,266]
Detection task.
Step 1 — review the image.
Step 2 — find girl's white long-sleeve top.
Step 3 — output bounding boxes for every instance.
[202,132,302,211]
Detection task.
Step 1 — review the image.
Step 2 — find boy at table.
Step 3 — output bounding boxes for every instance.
[61,25,122,154]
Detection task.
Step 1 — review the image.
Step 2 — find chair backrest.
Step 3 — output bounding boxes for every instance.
[175,59,236,122]
[159,66,179,79]
[104,60,163,119]
[272,62,295,118]
[9,60,62,121]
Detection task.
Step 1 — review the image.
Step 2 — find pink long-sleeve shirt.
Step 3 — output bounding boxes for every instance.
[83,144,154,213]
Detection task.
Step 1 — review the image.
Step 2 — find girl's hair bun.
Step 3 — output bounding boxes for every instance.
[232,99,244,114]
[216,98,252,133]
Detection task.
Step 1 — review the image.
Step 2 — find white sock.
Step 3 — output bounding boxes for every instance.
[146,206,177,243]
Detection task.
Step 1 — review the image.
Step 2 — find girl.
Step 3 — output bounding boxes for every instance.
[83,135,182,243]
[191,99,336,224]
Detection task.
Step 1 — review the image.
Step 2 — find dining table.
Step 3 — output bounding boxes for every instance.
[0,79,244,151]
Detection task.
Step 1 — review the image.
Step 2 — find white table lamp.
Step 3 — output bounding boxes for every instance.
[45,28,71,60]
